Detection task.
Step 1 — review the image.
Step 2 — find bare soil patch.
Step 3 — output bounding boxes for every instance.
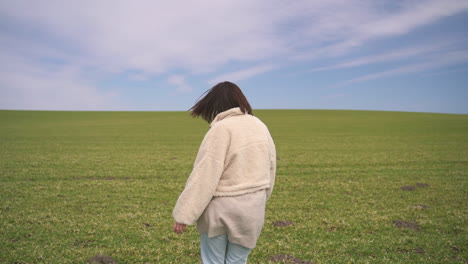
[451,246,460,254]
[270,254,316,264]
[397,247,425,254]
[326,225,340,232]
[74,177,130,180]
[413,204,430,209]
[414,247,425,254]
[400,183,430,191]
[272,221,294,227]
[416,183,429,188]
[10,233,31,243]
[87,254,117,264]
[143,223,152,228]
[73,239,95,248]
[400,185,416,191]
[393,220,421,231]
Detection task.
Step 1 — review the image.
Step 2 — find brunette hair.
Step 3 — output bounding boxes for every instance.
[190,81,253,123]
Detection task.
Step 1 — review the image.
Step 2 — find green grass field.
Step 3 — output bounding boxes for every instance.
[1,109,467,264]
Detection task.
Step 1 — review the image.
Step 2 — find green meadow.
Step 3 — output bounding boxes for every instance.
[1,109,467,264]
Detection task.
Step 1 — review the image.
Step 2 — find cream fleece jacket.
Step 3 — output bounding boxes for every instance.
[173,107,276,225]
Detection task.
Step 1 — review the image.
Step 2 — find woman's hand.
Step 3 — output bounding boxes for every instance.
[173,222,187,234]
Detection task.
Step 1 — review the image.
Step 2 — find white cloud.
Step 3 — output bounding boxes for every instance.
[423,66,468,76]
[0,72,120,111]
[309,41,461,72]
[0,1,287,75]
[0,51,120,110]
[357,0,468,37]
[208,64,276,85]
[0,0,468,109]
[167,75,192,93]
[3,0,467,74]
[291,0,468,59]
[336,50,468,86]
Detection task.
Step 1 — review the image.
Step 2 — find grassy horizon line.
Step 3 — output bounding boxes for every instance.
[0,108,467,116]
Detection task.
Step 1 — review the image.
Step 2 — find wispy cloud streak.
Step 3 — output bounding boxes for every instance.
[208,64,276,84]
[337,50,468,86]
[292,0,468,59]
[309,42,457,72]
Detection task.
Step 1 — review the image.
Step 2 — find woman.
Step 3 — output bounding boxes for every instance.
[172,81,276,264]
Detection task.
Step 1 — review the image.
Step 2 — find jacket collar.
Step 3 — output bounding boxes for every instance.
[210,107,245,127]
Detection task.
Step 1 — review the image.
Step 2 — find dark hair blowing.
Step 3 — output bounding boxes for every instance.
[190,81,253,123]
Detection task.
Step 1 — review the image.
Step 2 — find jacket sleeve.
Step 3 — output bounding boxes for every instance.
[266,131,276,200]
[172,125,230,225]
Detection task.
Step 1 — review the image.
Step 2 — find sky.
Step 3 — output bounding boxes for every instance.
[1,0,468,114]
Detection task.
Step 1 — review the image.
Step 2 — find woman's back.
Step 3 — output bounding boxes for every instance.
[172,81,276,264]
[208,108,275,197]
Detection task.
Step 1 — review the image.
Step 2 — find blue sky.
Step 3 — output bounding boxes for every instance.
[1,0,467,114]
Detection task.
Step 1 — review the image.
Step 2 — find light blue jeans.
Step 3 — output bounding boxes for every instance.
[200,233,251,264]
